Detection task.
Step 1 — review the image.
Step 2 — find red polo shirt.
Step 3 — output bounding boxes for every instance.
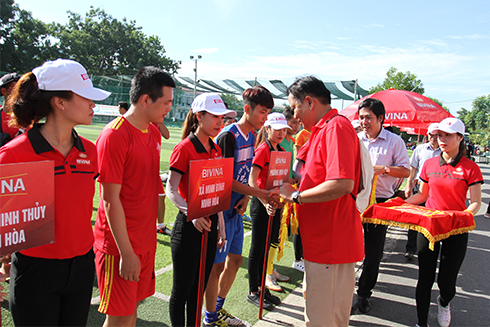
[0,124,97,259]
[420,154,483,211]
[1,109,20,139]
[169,132,222,202]
[298,109,364,264]
[95,117,161,255]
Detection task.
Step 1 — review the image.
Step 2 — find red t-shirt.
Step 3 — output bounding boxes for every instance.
[420,154,483,211]
[169,132,222,202]
[298,110,364,264]
[252,140,284,190]
[1,109,20,139]
[296,140,310,162]
[0,124,97,259]
[94,117,162,255]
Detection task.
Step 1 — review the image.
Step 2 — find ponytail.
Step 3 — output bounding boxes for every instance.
[7,72,73,128]
[181,109,199,140]
[255,126,268,148]
[458,134,467,158]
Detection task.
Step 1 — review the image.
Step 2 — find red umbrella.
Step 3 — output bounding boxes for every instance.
[339,89,453,135]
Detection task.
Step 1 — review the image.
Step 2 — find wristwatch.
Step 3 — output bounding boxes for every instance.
[384,165,391,175]
[292,191,301,204]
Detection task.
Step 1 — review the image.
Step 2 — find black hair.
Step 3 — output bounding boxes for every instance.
[8,72,73,128]
[286,76,331,105]
[118,101,129,110]
[283,106,294,120]
[129,67,176,104]
[242,86,274,110]
[358,98,386,124]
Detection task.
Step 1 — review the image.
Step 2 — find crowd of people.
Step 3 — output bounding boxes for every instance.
[0,59,486,327]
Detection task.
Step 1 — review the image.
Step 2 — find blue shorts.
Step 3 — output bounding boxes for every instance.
[214,212,244,264]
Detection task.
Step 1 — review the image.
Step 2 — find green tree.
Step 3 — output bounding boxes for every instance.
[457,95,490,147]
[53,7,179,76]
[0,1,58,73]
[427,97,450,112]
[220,93,243,115]
[370,67,425,94]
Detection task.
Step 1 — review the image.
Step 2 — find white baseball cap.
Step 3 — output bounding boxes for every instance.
[32,59,110,101]
[436,118,465,135]
[191,93,237,117]
[351,119,360,129]
[427,123,439,135]
[265,112,292,130]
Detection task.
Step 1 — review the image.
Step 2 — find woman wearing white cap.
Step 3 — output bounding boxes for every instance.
[166,93,235,326]
[246,112,292,310]
[406,117,483,327]
[0,59,110,325]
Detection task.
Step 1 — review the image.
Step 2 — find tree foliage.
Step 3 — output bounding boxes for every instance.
[1,1,57,73]
[370,67,425,94]
[458,94,490,147]
[219,93,243,114]
[1,3,179,76]
[427,97,450,112]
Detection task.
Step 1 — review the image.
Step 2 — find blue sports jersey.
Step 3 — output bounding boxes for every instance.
[215,123,255,219]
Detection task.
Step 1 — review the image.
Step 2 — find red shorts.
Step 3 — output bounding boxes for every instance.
[95,248,156,316]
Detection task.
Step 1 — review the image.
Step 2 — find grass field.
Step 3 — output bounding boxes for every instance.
[0,123,303,326]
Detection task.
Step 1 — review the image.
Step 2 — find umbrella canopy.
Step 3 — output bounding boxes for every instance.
[339,89,453,135]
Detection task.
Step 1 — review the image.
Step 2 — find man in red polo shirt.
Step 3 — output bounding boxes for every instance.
[94,67,175,327]
[279,76,364,326]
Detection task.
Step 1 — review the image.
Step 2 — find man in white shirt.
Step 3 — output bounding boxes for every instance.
[354,98,410,314]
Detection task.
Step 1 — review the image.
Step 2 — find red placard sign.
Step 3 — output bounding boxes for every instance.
[265,151,291,190]
[0,161,55,255]
[187,158,234,221]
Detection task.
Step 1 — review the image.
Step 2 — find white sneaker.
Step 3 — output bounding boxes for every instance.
[292,259,305,272]
[437,295,451,327]
[266,274,282,292]
[484,213,490,219]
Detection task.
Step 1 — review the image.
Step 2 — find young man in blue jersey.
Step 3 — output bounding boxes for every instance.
[203,86,278,326]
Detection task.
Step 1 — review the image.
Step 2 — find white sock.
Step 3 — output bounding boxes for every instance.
[157,222,166,229]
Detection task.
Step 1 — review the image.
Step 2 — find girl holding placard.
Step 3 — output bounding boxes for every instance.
[0,59,110,326]
[246,112,292,310]
[166,93,235,327]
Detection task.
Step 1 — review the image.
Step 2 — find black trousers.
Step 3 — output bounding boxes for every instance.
[357,197,389,299]
[416,232,468,326]
[293,228,303,261]
[169,211,218,327]
[406,183,424,254]
[248,196,281,293]
[10,249,95,326]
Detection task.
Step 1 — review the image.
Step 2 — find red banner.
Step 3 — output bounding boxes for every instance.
[362,197,475,250]
[0,161,55,255]
[265,152,291,190]
[187,158,234,221]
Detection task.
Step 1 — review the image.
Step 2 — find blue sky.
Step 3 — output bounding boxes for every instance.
[14,0,490,113]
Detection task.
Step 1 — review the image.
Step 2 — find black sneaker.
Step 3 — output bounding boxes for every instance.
[264,288,281,305]
[246,292,274,311]
[358,296,371,314]
[404,252,415,260]
[157,226,172,236]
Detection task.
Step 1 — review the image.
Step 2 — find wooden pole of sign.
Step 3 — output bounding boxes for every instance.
[258,214,274,319]
[195,219,210,327]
